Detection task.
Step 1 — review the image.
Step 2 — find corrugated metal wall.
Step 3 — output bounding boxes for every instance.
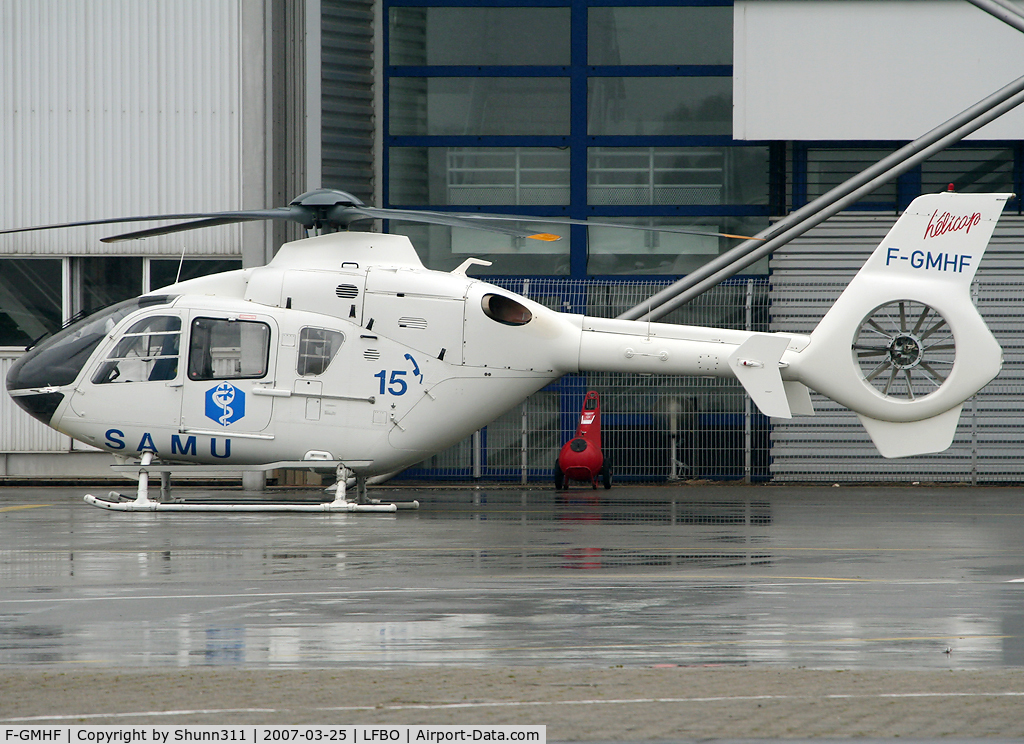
[769,212,1024,483]
[321,0,375,204]
[0,0,244,256]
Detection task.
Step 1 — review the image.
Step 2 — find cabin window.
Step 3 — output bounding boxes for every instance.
[297,327,345,376]
[92,315,182,384]
[187,317,270,381]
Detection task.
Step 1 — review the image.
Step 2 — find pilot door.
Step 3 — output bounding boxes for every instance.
[73,310,186,428]
[179,314,277,441]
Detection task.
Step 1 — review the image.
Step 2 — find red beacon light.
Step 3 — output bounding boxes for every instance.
[555,390,612,490]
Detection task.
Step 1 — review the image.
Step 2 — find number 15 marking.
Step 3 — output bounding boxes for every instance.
[374,369,408,396]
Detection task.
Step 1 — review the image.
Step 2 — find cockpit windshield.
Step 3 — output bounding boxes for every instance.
[6,295,178,390]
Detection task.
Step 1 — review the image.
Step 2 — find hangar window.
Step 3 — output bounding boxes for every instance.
[383,2,776,277]
[297,327,345,376]
[0,258,63,347]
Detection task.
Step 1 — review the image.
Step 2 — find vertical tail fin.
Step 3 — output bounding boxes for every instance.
[789,192,1010,457]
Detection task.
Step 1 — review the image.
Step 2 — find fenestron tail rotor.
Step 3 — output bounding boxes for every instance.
[852,300,956,401]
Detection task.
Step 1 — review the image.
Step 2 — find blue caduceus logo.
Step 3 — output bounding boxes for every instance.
[205,382,246,426]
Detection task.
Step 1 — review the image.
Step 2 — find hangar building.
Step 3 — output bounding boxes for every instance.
[2,0,1023,484]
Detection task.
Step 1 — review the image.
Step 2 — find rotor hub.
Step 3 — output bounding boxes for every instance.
[888,334,924,369]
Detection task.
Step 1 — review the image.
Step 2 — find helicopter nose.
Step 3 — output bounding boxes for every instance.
[6,347,67,425]
[7,294,178,427]
[7,388,65,426]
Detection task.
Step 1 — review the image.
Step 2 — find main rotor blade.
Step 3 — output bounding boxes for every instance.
[0,208,305,238]
[3,199,763,245]
[100,207,314,241]
[525,216,762,241]
[439,212,762,241]
[351,207,763,242]
[101,216,262,243]
[345,207,562,240]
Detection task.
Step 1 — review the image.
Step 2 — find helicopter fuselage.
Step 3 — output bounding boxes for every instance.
[7,231,809,476]
[6,191,1014,471]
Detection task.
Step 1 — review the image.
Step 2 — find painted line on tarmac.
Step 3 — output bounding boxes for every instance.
[271,632,1013,659]
[0,504,51,512]
[0,574,1001,606]
[2,708,278,722]
[320,689,1024,713]
[10,691,1024,723]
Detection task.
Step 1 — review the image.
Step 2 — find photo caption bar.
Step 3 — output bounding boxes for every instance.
[2,727,545,744]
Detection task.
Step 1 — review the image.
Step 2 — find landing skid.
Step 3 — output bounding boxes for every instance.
[82,494,401,512]
[83,455,419,513]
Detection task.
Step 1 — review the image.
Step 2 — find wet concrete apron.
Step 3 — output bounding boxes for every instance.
[2,483,1024,737]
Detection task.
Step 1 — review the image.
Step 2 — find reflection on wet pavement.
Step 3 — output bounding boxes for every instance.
[1,485,1023,669]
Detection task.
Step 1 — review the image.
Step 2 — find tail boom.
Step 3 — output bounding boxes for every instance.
[576,317,808,418]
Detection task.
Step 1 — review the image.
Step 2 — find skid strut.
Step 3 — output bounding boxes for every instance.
[83,459,418,513]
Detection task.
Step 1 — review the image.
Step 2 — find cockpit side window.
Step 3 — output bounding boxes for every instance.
[187,317,270,381]
[91,315,182,384]
[6,295,177,391]
[297,327,345,376]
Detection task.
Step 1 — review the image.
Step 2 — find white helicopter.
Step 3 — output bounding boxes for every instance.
[2,189,1010,511]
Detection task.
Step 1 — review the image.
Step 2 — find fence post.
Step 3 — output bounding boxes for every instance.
[472,429,482,480]
[970,280,980,486]
[971,396,978,486]
[521,402,529,485]
[521,277,533,486]
[668,399,680,481]
[743,279,754,483]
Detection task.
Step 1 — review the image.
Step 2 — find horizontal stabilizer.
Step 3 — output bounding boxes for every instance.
[857,405,963,458]
[728,335,793,418]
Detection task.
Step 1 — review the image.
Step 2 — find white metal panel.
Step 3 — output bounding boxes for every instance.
[0,0,243,255]
[0,355,68,452]
[734,0,1024,141]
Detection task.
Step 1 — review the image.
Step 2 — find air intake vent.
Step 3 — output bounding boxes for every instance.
[336,284,359,299]
[363,349,381,361]
[398,317,428,330]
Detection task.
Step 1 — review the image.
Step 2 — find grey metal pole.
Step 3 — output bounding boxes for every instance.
[619,70,1024,321]
[967,0,1024,33]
